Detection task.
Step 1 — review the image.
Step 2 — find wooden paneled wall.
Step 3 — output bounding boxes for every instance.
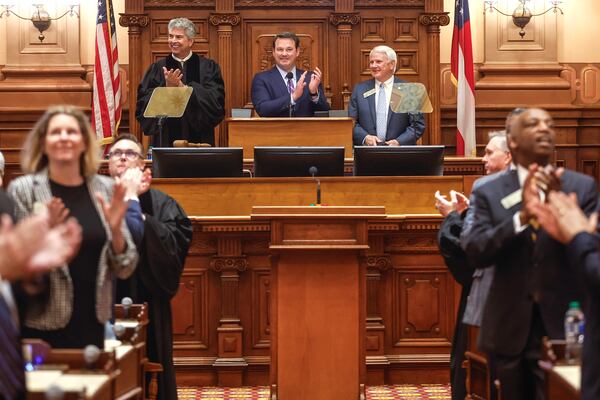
[120,0,448,146]
[174,215,453,386]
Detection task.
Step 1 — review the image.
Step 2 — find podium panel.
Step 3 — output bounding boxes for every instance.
[227,117,354,159]
[253,206,385,399]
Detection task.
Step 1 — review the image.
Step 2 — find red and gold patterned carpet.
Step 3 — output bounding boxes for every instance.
[177,384,451,399]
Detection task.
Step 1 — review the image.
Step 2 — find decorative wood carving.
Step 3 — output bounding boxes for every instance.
[118,14,150,29]
[236,0,333,5]
[144,0,215,6]
[355,0,424,6]
[329,12,360,26]
[209,13,242,26]
[418,13,450,28]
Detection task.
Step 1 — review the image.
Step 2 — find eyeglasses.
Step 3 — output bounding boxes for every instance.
[108,149,143,160]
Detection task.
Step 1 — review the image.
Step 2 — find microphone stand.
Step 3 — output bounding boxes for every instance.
[157,115,167,147]
[309,166,321,205]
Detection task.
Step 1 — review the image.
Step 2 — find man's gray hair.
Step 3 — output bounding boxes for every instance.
[370,45,397,72]
[168,18,196,39]
[0,150,4,178]
[487,130,509,152]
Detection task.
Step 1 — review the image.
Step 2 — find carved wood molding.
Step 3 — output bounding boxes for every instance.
[209,13,241,26]
[368,222,401,231]
[236,0,333,6]
[355,0,424,6]
[144,0,215,7]
[209,256,248,272]
[418,13,450,27]
[329,13,360,26]
[118,14,150,28]
[201,223,270,232]
[365,255,392,271]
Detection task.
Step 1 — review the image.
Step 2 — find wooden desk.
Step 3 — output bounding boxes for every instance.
[152,175,464,217]
[26,370,115,400]
[227,117,354,159]
[546,365,580,400]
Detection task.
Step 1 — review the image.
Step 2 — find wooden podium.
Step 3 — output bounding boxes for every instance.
[252,206,385,400]
[227,117,354,159]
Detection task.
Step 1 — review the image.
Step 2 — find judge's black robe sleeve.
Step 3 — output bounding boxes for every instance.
[187,58,225,132]
[139,190,193,300]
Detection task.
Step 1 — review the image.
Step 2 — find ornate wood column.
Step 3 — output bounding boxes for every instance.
[119,1,149,142]
[419,4,449,145]
[209,12,240,146]
[209,237,248,386]
[329,13,360,110]
[364,235,391,385]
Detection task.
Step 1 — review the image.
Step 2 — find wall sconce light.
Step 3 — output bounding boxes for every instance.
[484,0,564,38]
[0,1,80,43]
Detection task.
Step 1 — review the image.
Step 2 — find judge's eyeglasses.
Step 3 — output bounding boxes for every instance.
[108,150,144,160]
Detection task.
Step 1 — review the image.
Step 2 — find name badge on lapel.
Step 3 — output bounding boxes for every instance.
[363,88,376,98]
[500,189,522,209]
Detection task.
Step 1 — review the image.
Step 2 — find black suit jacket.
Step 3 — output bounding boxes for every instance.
[464,169,598,357]
[568,231,600,400]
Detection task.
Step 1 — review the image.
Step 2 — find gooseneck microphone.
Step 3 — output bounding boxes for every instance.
[286,71,294,118]
[121,297,133,318]
[309,166,321,205]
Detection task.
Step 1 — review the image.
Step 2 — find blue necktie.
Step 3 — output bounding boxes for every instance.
[0,294,25,399]
[376,83,387,141]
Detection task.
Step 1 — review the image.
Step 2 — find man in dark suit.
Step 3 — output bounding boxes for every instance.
[251,32,329,117]
[348,45,425,146]
[0,190,81,399]
[529,191,600,400]
[463,108,598,400]
[435,131,512,400]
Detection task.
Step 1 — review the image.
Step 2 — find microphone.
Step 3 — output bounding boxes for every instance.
[309,166,321,205]
[113,323,126,339]
[121,297,133,318]
[83,345,101,369]
[45,384,64,400]
[286,71,294,118]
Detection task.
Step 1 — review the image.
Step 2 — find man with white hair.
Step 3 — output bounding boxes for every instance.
[136,17,225,146]
[0,150,5,187]
[349,45,425,146]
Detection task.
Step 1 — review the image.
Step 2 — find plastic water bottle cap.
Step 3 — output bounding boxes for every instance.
[569,301,580,309]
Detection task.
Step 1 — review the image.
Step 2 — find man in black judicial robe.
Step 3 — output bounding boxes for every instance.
[136,17,225,147]
[108,135,193,400]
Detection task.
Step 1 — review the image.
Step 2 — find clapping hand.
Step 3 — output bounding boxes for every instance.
[308,67,322,96]
[119,167,143,200]
[96,181,128,254]
[163,67,184,87]
[292,71,308,102]
[530,191,598,244]
[46,197,69,227]
[434,190,469,217]
[0,212,82,281]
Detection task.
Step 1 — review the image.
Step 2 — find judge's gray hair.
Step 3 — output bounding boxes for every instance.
[0,150,4,178]
[370,45,397,73]
[487,130,509,153]
[168,18,196,39]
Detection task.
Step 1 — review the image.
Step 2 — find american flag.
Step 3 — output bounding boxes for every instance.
[450,0,476,157]
[92,0,121,147]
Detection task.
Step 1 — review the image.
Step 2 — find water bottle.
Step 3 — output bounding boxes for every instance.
[564,301,584,364]
[147,145,153,160]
